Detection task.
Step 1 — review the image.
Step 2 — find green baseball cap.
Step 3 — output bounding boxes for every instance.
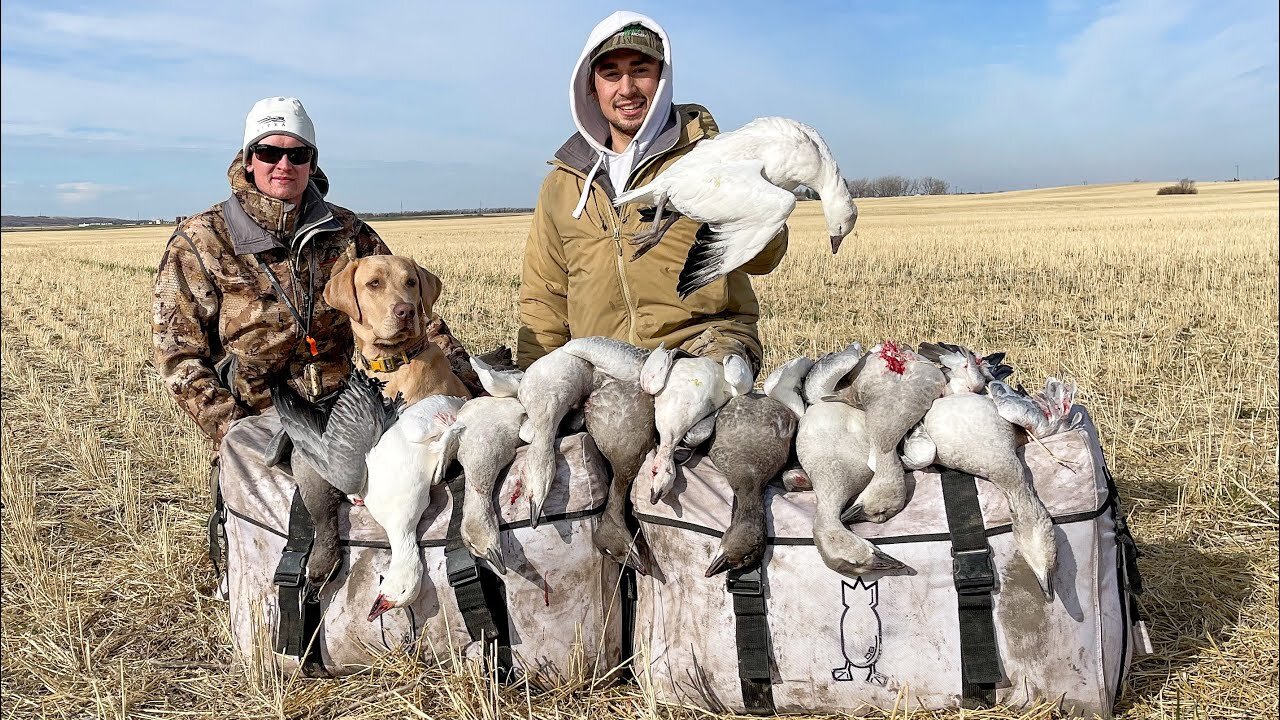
[590,23,664,66]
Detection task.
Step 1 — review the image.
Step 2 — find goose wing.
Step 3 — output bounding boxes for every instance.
[320,370,403,495]
[672,161,796,298]
[270,380,331,475]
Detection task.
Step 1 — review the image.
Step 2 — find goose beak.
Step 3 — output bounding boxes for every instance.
[482,549,507,576]
[528,497,543,529]
[649,487,665,505]
[704,553,733,577]
[840,502,866,525]
[829,234,844,254]
[869,549,907,572]
[1035,569,1055,601]
[627,546,652,577]
[367,594,395,622]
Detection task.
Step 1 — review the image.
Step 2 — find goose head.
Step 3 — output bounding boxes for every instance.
[763,356,814,419]
[823,194,858,254]
[368,564,423,622]
[471,356,523,398]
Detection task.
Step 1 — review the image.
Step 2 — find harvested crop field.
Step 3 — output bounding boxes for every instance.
[1,180,1276,719]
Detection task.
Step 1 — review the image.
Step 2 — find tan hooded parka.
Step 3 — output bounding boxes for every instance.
[517,12,787,375]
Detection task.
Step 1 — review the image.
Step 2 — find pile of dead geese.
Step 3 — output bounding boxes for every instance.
[277,337,1080,617]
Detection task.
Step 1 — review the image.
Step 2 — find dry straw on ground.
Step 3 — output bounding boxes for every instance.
[1,180,1276,719]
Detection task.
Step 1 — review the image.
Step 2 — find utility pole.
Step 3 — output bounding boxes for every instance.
[1235,164,1239,181]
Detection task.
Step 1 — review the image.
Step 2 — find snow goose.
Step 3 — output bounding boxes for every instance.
[704,393,797,576]
[829,342,944,525]
[363,393,466,621]
[796,401,906,576]
[270,371,403,591]
[614,116,859,298]
[434,395,528,575]
[642,345,753,504]
[988,378,1078,439]
[917,342,1013,395]
[516,349,595,527]
[922,392,1057,598]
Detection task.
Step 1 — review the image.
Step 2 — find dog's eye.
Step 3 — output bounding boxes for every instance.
[406,278,417,287]
[367,279,381,289]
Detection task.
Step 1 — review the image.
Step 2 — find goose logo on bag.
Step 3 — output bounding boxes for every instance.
[832,577,887,686]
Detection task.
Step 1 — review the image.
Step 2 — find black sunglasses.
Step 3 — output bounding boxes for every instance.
[250,143,314,165]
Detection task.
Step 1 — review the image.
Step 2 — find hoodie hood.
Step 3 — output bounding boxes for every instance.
[568,11,674,217]
[225,152,335,254]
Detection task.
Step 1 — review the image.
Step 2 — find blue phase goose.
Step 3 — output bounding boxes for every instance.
[270,370,403,592]
[560,337,656,575]
[704,392,797,576]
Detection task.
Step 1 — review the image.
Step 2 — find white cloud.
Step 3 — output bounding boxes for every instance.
[55,182,126,204]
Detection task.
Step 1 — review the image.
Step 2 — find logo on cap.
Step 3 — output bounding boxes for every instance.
[257,116,286,126]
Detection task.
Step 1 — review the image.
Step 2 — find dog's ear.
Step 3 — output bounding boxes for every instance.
[324,258,362,324]
[415,264,443,316]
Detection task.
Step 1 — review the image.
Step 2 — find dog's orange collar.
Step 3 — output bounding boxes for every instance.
[356,336,431,374]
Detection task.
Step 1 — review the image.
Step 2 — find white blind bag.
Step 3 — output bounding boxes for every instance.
[214,411,625,686]
[630,406,1145,717]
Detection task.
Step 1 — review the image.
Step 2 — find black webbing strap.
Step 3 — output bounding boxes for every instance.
[1103,461,1144,598]
[618,496,644,684]
[940,469,1001,707]
[619,565,638,683]
[726,565,775,715]
[207,459,226,579]
[444,474,513,678]
[272,488,327,675]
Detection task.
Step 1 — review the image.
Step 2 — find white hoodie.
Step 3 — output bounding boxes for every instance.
[569,11,675,218]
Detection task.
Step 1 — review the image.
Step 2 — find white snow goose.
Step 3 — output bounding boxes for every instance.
[614,116,859,298]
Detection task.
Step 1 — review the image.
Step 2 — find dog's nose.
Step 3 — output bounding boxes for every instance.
[392,303,416,321]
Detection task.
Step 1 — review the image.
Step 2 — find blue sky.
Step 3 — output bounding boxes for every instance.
[1,0,1276,218]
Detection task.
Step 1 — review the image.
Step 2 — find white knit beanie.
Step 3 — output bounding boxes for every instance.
[242,97,317,162]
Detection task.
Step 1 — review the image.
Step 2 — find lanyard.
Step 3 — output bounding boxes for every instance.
[257,250,320,357]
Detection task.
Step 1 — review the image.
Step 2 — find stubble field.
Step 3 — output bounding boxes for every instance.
[1,180,1276,719]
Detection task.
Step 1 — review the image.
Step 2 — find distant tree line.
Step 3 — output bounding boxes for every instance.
[359,207,533,220]
[844,175,950,198]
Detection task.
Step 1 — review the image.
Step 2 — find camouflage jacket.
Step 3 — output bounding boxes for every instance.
[152,154,480,447]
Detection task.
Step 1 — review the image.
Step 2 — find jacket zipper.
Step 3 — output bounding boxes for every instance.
[608,203,638,344]
[555,158,665,345]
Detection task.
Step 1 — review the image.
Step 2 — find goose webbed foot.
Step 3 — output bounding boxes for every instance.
[628,211,681,260]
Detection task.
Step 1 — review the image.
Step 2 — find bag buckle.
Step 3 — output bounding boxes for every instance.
[726,567,764,596]
[445,547,480,587]
[951,547,995,594]
[273,549,309,587]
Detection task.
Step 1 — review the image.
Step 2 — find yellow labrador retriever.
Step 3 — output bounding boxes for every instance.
[324,256,471,403]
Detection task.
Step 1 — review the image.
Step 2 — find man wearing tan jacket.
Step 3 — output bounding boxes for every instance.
[517,11,787,376]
